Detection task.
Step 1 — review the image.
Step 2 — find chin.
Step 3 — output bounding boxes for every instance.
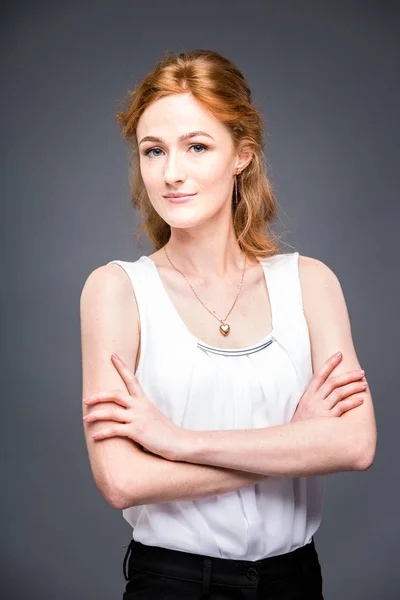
[157,205,208,229]
[165,217,203,229]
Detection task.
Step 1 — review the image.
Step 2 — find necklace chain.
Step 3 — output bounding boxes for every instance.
[163,245,247,333]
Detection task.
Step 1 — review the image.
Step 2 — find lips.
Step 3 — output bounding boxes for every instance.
[164,193,197,203]
[164,193,196,198]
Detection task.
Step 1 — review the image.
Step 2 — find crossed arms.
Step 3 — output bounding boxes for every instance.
[80,256,376,510]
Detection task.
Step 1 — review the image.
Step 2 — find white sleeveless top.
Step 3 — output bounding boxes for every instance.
[107,251,325,560]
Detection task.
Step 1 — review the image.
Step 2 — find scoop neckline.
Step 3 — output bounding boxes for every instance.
[140,254,277,353]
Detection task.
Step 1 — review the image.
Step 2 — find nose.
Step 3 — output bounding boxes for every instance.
[163,151,186,185]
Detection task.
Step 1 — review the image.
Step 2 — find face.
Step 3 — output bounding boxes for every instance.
[136,92,251,230]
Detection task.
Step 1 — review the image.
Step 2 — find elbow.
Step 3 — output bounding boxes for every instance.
[107,491,129,510]
[108,477,143,510]
[99,485,126,511]
[110,493,140,511]
[352,435,377,472]
[93,476,137,511]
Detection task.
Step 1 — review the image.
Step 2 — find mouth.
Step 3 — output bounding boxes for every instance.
[164,193,197,204]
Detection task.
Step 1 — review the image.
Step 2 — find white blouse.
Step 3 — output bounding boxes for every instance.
[107,252,325,561]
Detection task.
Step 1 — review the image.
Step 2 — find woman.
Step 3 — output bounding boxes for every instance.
[80,49,376,599]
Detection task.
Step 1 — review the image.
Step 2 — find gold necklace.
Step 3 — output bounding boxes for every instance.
[163,246,247,336]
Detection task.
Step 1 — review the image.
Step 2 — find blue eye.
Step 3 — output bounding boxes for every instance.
[143,144,208,157]
[144,147,163,158]
[190,144,207,153]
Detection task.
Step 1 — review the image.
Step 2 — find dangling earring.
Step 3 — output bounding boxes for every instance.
[234,171,240,206]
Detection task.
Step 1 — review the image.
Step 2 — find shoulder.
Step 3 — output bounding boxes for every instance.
[297,254,355,369]
[80,262,140,333]
[264,252,340,292]
[80,263,141,375]
[297,253,344,312]
[297,253,338,281]
[297,254,342,305]
[80,262,134,305]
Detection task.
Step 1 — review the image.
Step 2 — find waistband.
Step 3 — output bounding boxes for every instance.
[123,537,318,588]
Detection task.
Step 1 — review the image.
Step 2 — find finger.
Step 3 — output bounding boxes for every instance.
[111,354,141,396]
[307,352,343,395]
[323,381,368,409]
[322,369,365,396]
[331,396,364,417]
[83,389,130,408]
[92,424,130,440]
[83,407,129,424]
[319,375,368,406]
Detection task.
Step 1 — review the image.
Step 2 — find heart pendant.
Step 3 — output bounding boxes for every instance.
[219,323,230,336]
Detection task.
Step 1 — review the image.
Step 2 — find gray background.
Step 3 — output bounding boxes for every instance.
[1,1,399,598]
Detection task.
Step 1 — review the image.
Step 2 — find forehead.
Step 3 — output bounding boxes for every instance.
[137,93,228,139]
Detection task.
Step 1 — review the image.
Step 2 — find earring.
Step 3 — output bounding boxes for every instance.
[234,171,240,205]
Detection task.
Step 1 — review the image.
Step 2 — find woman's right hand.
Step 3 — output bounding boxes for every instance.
[291,352,368,422]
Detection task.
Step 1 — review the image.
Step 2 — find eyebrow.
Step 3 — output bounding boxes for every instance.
[138,130,215,146]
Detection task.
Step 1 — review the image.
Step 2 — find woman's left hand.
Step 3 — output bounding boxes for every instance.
[82,353,188,461]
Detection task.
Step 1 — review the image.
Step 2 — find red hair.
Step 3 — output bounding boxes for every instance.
[116,49,283,258]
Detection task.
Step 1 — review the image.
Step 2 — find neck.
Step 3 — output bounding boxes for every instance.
[165,220,245,280]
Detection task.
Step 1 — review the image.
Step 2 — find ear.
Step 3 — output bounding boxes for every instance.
[234,142,254,173]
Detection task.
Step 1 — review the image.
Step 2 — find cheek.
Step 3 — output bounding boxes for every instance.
[202,153,229,178]
[140,161,160,189]
[202,170,233,204]
[196,158,231,191]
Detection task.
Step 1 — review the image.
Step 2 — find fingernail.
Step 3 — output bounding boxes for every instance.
[335,352,342,358]
[112,353,120,361]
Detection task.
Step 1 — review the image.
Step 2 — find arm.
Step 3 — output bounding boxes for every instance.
[81,264,264,510]
[176,256,377,477]
[117,453,265,510]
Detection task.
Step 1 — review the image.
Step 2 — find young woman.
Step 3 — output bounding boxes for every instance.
[80,49,376,599]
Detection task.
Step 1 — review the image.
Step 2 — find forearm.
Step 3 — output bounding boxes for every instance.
[179,417,369,477]
[115,446,265,510]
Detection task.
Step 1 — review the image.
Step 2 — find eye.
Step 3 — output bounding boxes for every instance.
[143,147,163,158]
[189,144,208,153]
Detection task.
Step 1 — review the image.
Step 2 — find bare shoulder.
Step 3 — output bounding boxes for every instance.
[297,254,339,285]
[81,262,134,301]
[297,253,343,308]
[80,262,140,372]
[298,251,345,309]
[297,253,357,372]
[81,262,140,322]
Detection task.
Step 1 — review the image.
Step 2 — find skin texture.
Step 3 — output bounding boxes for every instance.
[81,92,377,509]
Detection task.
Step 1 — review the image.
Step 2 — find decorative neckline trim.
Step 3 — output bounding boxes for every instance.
[197,335,274,356]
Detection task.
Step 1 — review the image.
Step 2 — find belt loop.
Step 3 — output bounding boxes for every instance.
[200,557,212,598]
[123,540,134,581]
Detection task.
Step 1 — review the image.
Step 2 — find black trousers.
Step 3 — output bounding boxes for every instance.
[122,537,324,599]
